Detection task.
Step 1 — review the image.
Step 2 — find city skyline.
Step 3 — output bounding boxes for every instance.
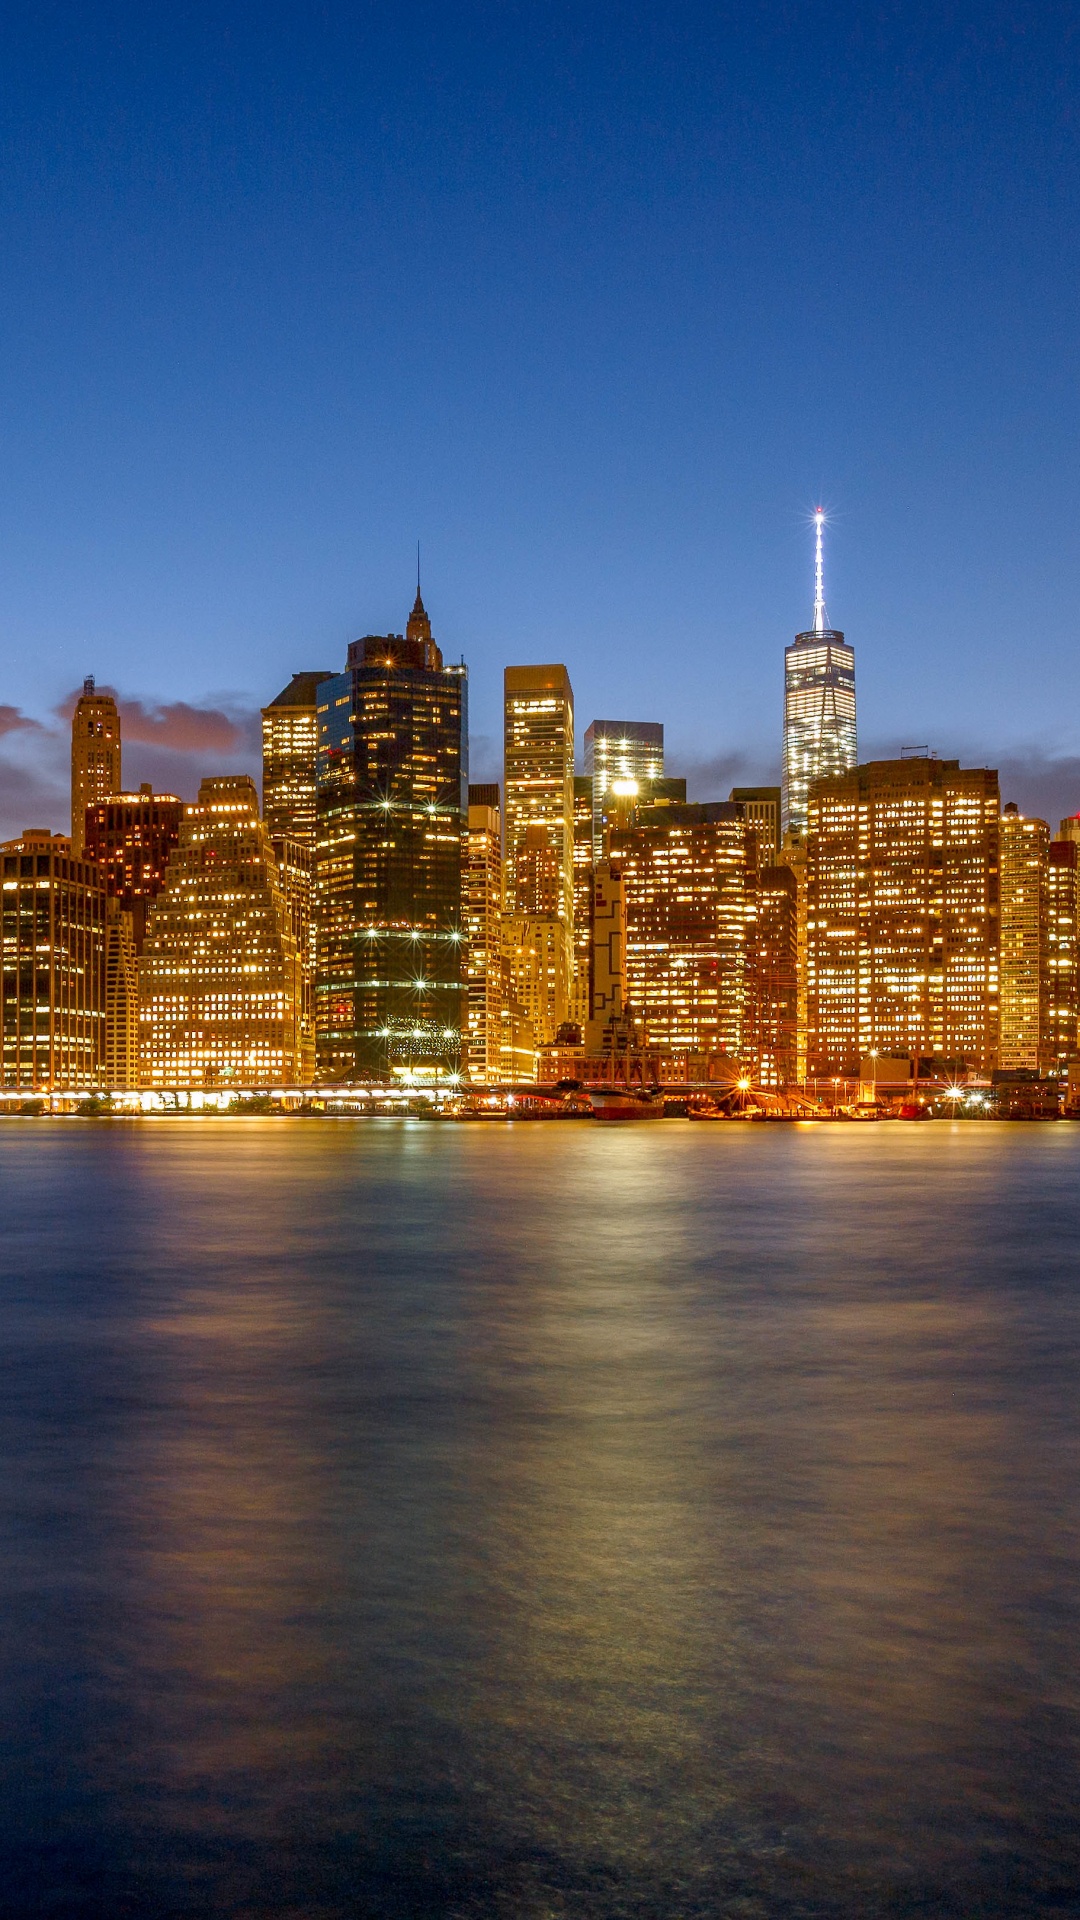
[4,529,1080,847]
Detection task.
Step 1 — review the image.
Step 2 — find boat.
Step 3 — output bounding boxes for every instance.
[587,1087,665,1121]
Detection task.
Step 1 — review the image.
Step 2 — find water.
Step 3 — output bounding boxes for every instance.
[2,1118,1079,1918]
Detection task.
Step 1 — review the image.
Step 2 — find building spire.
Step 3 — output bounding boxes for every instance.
[813,508,827,635]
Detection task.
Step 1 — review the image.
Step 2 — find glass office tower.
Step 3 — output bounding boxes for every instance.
[316,593,467,1082]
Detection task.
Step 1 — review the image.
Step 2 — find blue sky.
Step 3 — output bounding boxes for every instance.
[2,1,1080,834]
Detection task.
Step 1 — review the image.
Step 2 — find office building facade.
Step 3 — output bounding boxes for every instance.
[84,787,184,946]
[1046,839,1078,1071]
[584,720,664,860]
[464,784,503,1083]
[261,670,332,848]
[503,665,574,1042]
[140,777,309,1088]
[609,802,757,1064]
[999,805,1050,1072]
[1,830,106,1088]
[806,757,1000,1077]
[316,595,467,1081]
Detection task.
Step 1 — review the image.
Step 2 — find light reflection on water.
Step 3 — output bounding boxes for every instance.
[2,1118,1080,1916]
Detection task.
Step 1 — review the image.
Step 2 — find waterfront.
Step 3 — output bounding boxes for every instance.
[2,1121,1079,1917]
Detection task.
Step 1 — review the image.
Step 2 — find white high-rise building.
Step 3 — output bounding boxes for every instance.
[781,511,857,839]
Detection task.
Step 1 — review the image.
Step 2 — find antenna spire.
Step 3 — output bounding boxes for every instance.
[417,539,421,597]
[813,508,827,634]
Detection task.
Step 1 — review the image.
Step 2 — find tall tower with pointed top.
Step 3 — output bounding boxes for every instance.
[71,676,121,857]
[781,511,857,839]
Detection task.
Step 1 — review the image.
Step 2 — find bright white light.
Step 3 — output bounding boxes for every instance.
[813,508,827,635]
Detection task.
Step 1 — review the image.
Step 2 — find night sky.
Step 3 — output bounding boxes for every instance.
[2,2,1079,835]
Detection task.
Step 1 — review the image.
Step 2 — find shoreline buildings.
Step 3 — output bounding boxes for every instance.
[5,539,1080,1102]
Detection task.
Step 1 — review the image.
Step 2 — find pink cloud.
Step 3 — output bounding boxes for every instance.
[55,687,259,754]
[0,704,43,738]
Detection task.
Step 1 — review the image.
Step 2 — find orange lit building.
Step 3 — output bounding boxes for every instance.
[1046,839,1079,1070]
[503,665,574,1041]
[806,757,1000,1077]
[999,804,1049,1072]
[140,777,310,1087]
[1,830,106,1088]
[70,677,121,857]
[464,784,503,1082]
[609,801,757,1065]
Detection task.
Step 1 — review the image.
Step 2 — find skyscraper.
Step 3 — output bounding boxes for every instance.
[261,671,332,847]
[140,777,309,1088]
[316,594,467,1082]
[70,677,121,857]
[84,786,184,1088]
[781,513,857,839]
[999,805,1050,1072]
[1,830,106,1089]
[571,774,594,1030]
[806,756,1000,1077]
[584,720,664,860]
[464,784,503,1083]
[84,786,184,946]
[503,665,574,1042]
[1046,839,1079,1071]
[609,801,758,1066]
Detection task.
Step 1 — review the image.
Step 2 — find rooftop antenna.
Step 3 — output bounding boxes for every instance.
[813,508,827,635]
[417,539,421,598]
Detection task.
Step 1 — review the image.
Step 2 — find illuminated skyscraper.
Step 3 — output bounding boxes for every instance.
[1,830,105,1088]
[806,757,1000,1077]
[70,677,121,857]
[609,802,758,1065]
[316,594,467,1082]
[464,784,503,1083]
[261,671,332,847]
[571,775,594,1030]
[503,665,574,1041]
[1046,839,1079,1070]
[781,513,856,838]
[999,805,1050,1072]
[140,777,309,1088]
[584,720,663,860]
[84,786,184,1087]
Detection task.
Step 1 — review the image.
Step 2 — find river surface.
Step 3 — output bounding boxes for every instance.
[2,1118,1080,1918]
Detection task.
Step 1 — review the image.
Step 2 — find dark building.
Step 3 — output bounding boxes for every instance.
[1046,839,1079,1071]
[752,864,799,1085]
[315,592,467,1082]
[84,786,184,947]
